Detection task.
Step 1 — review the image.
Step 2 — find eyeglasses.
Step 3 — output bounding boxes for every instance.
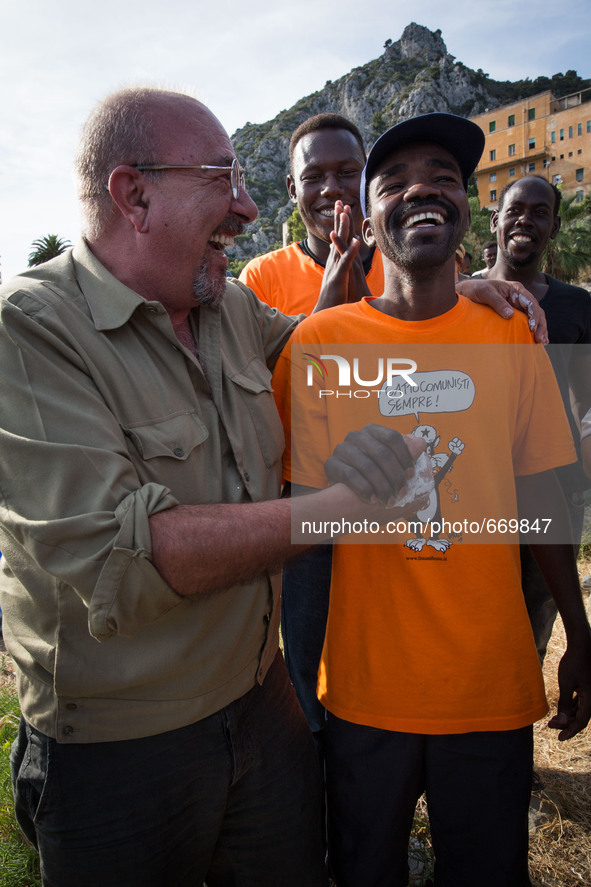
[134,157,246,199]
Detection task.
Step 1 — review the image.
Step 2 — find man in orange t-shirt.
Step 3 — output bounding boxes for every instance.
[240,115,544,752]
[272,113,591,887]
[239,113,384,317]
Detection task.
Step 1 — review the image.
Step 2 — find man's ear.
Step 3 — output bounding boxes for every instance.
[362,217,375,247]
[107,166,151,233]
[286,174,297,204]
[490,210,499,234]
[550,214,561,240]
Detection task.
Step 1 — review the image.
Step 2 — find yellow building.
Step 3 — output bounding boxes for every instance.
[470,88,591,209]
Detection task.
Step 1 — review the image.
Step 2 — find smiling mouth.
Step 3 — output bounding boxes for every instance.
[510,233,535,244]
[208,233,235,252]
[401,211,446,229]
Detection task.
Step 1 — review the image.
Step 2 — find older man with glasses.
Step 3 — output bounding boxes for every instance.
[0,86,432,887]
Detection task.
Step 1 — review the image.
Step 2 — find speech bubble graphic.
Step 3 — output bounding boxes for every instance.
[379,370,475,421]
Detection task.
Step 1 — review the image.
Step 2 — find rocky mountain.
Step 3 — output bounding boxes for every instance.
[229,22,589,268]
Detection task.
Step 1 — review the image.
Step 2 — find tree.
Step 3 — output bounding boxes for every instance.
[286,206,307,244]
[543,193,591,284]
[28,234,72,267]
[463,196,494,271]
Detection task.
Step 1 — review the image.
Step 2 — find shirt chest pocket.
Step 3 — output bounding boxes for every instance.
[230,361,285,469]
[122,411,209,462]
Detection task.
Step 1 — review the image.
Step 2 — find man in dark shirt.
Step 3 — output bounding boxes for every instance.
[488,174,591,660]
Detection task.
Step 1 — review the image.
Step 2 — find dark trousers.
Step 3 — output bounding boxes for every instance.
[281,543,332,734]
[11,651,328,887]
[325,712,533,887]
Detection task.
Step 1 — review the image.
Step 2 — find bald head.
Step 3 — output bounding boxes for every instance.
[74,87,213,239]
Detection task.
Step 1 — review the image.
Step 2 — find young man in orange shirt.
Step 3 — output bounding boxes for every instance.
[273,113,591,887]
[239,114,384,316]
[240,115,549,757]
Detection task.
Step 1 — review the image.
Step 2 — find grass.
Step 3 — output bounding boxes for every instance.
[0,656,41,887]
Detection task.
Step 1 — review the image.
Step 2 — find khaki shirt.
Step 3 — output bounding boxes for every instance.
[0,241,299,742]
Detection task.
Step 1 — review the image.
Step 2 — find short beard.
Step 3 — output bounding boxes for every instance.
[379,202,461,273]
[502,248,538,272]
[192,215,244,308]
[192,265,226,308]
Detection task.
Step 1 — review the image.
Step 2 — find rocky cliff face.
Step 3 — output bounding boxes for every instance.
[227,23,542,263]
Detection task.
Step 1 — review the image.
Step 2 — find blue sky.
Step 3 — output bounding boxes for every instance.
[1,0,590,280]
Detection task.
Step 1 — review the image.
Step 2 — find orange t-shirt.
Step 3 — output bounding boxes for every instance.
[272,296,576,734]
[239,241,384,316]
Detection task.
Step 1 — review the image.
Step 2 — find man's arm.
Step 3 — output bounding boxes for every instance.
[516,470,591,740]
[569,349,591,422]
[150,430,428,596]
[455,278,548,344]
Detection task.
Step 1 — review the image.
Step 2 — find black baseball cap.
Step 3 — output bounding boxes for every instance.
[360,113,485,216]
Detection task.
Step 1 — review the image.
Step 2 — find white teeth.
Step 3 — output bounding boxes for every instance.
[318,209,335,218]
[511,234,533,243]
[402,211,445,229]
[209,233,235,248]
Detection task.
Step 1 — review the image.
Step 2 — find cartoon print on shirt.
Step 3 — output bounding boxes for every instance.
[405,424,465,552]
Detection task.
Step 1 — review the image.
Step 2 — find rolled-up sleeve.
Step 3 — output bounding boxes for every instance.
[91,485,182,640]
[0,287,182,639]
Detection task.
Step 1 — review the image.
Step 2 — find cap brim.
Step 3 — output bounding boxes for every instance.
[361,113,485,216]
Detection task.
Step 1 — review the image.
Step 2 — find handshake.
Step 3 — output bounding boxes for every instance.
[290,425,433,543]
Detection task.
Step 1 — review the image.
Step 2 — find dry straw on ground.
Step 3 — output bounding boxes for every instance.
[528,558,591,887]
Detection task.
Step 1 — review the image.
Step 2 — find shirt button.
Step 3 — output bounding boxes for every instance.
[66,702,77,711]
[63,725,74,736]
[146,306,158,314]
[173,447,184,457]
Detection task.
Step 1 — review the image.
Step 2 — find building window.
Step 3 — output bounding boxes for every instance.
[569,126,573,138]
[588,121,591,133]
[551,131,556,143]
[560,129,564,140]
[579,149,583,155]
[490,149,496,161]
[509,167,516,177]
[569,152,573,157]
[490,190,497,202]
[560,154,564,159]
[576,168,584,181]
[576,190,584,203]
[528,108,535,120]
[508,144,516,156]
[508,114,515,126]
[528,162,536,172]
[490,173,497,182]
[528,138,536,150]
[578,123,582,136]
[489,121,496,133]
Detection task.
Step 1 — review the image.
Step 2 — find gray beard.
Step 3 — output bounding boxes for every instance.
[192,264,226,308]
